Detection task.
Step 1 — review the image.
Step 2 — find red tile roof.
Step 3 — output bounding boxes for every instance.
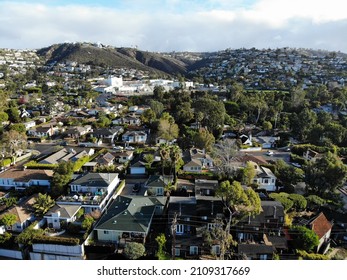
[310,212,332,239]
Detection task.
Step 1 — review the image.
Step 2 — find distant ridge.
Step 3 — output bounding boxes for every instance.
[36,42,197,75]
[31,42,347,78]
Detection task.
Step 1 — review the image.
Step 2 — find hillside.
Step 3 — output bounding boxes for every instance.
[36,43,195,75]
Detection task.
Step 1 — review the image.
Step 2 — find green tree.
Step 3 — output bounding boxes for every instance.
[275,159,304,188]
[81,215,94,230]
[155,233,167,259]
[149,100,164,118]
[32,193,55,216]
[141,109,156,125]
[169,145,182,183]
[159,143,171,176]
[0,213,17,227]
[143,153,155,168]
[193,97,225,136]
[193,128,215,152]
[203,218,236,260]
[0,112,9,123]
[15,223,45,246]
[9,123,26,133]
[158,116,179,142]
[1,130,27,163]
[269,192,294,212]
[305,152,347,196]
[306,195,325,210]
[290,225,319,252]
[241,162,257,186]
[123,242,146,260]
[216,180,261,228]
[51,161,74,198]
[288,193,307,211]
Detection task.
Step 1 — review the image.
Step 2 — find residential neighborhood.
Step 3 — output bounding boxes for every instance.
[1,43,347,261]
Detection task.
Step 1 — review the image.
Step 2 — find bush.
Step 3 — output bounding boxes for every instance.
[297,250,329,260]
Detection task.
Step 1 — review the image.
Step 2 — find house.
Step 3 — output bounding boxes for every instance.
[39,148,94,164]
[128,155,147,175]
[112,116,141,126]
[94,195,166,244]
[240,134,252,146]
[24,120,36,130]
[308,212,333,254]
[114,151,134,164]
[182,148,213,173]
[122,130,147,144]
[27,125,56,138]
[96,152,115,167]
[0,194,37,232]
[64,125,92,139]
[303,148,322,162]
[236,200,285,244]
[237,243,275,260]
[57,173,120,213]
[0,168,53,191]
[44,203,82,230]
[252,162,277,191]
[145,175,173,196]
[91,127,124,144]
[168,196,197,258]
[253,136,279,149]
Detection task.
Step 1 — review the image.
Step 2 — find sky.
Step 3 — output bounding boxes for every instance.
[1,0,347,53]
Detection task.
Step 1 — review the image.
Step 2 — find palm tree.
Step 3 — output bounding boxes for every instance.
[159,143,170,176]
[170,145,182,183]
[33,193,55,216]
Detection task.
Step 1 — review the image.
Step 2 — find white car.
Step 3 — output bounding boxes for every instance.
[125,146,135,150]
[113,146,124,150]
[266,151,274,156]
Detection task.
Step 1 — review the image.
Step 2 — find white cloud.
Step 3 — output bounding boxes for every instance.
[0,1,346,52]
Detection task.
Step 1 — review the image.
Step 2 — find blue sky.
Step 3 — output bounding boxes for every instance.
[1,0,347,52]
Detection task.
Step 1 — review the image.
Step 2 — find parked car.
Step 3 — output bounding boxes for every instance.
[125,146,135,150]
[113,146,124,150]
[266,151,274,156]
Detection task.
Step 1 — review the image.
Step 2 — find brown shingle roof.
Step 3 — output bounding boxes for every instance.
[0,168,54,181]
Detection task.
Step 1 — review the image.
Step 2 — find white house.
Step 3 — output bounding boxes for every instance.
[44,204,82,230]
[63,173,121,213]
[252,162,277,191]
[0,168,53,191]
[122,130,147,143]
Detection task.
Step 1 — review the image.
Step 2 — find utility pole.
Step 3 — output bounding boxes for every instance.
[171,212,178,259]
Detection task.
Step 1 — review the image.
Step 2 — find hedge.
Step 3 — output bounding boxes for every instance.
[1,158,12,167]
[24,161,57,169]
[32,235,80,246]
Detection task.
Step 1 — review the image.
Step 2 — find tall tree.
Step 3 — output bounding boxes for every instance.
[216,180,261,229]
[305,152,347,196]
[212,139,238,179]
[1,130,27,163]
[158,114,179,142]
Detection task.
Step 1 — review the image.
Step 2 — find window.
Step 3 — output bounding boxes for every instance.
[175,248,180,256]
[207,223,214,230]
[264,179,268,184]
[176,224,184,234]
[103,230,109,234]
[190,246,198,255]
[211,245,220,255]
[259,254,267,260]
